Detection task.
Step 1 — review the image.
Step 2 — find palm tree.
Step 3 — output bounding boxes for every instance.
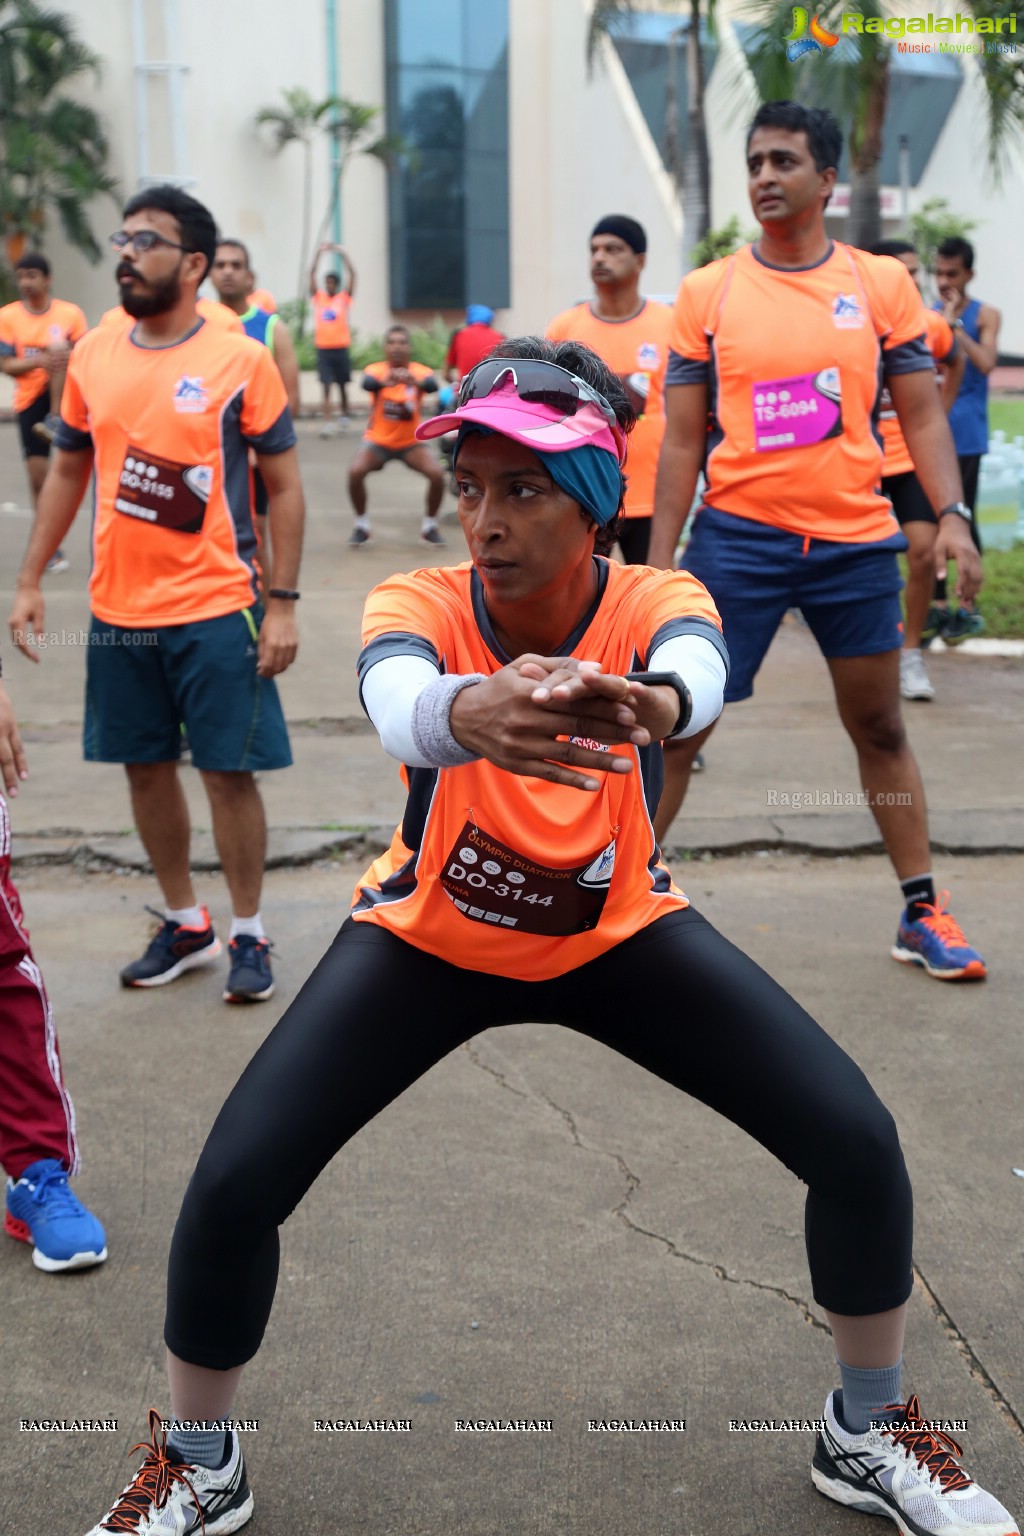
[743,0,1024,250]
[587,0,718,268]
[0,0,117,282]
[255,88,405,327]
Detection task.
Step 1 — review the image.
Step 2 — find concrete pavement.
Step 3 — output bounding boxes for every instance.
[0,422,1022,1534]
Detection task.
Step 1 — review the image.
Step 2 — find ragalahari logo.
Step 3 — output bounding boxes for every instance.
[787,7,840,60]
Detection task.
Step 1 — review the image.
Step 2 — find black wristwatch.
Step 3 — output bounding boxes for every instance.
[938,502,972,523]
[624,671,692,736]
[268,588,301,600]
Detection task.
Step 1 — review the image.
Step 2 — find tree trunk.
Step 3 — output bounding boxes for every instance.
[681,0,711,272]
[298,137,313,334]
[846,59,889,251]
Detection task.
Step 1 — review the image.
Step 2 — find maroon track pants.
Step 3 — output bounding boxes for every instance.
[0,794,78,1180]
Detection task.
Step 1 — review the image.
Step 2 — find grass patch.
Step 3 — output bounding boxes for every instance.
[900,541,1024,638]
[989,397,1024,440]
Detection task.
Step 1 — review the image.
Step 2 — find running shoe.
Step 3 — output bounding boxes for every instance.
[942,607,985,646]
[318,420,339,438]
[921,605,949,648]
[84,1408,253,1535]
[900,648,936,702]
[5,1159,107,1273]
[45,549,70,574]
[420,523,446,546]
[224,935,274,1003]
[31,411,61,444]
[119,906,222,988]
[348,525,372,547]
[892,892,987,981]
[813,1390,1019,1535]
[691,752,705,773]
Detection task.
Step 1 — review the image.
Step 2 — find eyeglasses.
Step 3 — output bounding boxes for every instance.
[109,230,190,254]
[458,358,621,436]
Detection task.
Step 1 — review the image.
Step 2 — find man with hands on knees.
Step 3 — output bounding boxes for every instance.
[76,339,1017,1536]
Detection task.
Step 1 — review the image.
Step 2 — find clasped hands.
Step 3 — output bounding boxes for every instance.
[448,655,681,792]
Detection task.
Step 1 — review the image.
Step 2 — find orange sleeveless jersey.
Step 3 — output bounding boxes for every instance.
[669,242,930,542]
[58,319,293,627]
[364,361,436,449]
[546,300,673,519]
[878,308,956,478]
[352,560,724,979]
[313,289,351,348]
[97,299,243,334]
[0,297,87,412]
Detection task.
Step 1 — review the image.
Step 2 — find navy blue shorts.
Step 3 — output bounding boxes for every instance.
[681,505,907,703]
[84,605,292,771]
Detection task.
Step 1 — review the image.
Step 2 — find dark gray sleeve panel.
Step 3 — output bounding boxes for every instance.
[53,422,93,452]
[419,375,439,394]
[644,616,731,681]
[666,349,710,387]
[362,373,383,392]
[244,405,297,454]
[0,341,16,358]
[882,336,932,377]
[356,632,441,711]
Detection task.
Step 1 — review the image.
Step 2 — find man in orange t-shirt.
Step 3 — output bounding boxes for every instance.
[347,324,445,548]
[548,215,673,567]
[648,101,984,982]
[309,241,356,431]
[8,185,305,1006]
[0,252,87,573]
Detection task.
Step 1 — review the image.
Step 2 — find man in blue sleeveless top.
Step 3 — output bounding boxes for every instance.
[211,240,301,532]
[931,237,1002,642]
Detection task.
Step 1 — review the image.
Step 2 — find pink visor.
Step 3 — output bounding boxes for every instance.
[416,377,627,464]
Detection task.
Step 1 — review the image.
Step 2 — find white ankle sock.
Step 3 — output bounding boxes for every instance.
[230,912,265,940]
[166,904,205,929]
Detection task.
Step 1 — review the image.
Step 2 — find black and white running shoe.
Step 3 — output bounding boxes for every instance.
[813,1390,1019,1535]
[85,1408,254,1534]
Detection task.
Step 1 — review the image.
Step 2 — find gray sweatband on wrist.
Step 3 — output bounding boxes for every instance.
[411,673,487,767]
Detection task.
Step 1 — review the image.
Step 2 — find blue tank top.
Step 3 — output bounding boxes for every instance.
[937,298,989,456]
[241,305,277,349]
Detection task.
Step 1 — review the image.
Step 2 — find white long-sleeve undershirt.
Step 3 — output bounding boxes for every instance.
[361,632,726,768]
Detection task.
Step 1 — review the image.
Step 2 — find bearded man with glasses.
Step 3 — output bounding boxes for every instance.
[8,185,306,1006]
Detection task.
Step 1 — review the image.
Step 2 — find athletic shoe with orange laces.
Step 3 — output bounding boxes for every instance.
[84,1408,253,1534]
[892,893,987,981]
[119,906,222,988]
[813,1391,1019,1535]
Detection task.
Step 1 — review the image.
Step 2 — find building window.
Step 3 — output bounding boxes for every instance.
[385,0,510,310]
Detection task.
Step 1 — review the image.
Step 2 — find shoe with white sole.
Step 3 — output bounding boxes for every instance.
[84,1408,254,1535]
[120,906,222,988]
[900,648,936,702]
[812,1390,1019,1535]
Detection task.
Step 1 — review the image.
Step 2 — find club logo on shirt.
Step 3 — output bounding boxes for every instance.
[637,342,661,368]
[831,294,864,330]
[173,376,208,413]
[577,840,616,890]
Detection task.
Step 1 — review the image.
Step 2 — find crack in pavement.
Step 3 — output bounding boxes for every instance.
[462,1043,828,1335]
[912,1268,1024,1441]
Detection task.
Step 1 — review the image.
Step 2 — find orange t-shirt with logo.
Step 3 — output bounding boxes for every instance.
[353,559,724,980]
[248,288,276,314]
[546,300,673,519]
[0,298,87,412]
[97,298,243,335]
[667,242,932,542]
[313,289,352,348]
[56,318,294,627]
[363,361,437,450]
[878,308,956,478]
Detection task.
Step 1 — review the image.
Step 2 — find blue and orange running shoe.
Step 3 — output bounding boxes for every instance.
[892,892,987,981]
[120,905,221,988]
[5,1158,107,1272]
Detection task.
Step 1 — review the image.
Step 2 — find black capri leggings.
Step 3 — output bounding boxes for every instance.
[165,907,913,1369]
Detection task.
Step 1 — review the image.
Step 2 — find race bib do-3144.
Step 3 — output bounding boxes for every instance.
[439,820,616,937]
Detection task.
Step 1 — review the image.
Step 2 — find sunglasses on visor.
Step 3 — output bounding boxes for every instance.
[458,358,622,437]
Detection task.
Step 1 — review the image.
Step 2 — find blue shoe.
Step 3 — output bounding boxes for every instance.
[120,905,221,988]
[224,934,274,1003]
[5,1159,107,1272]
[892,892,987,981]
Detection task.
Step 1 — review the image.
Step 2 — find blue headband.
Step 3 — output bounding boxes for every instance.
[453,425,622,527]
